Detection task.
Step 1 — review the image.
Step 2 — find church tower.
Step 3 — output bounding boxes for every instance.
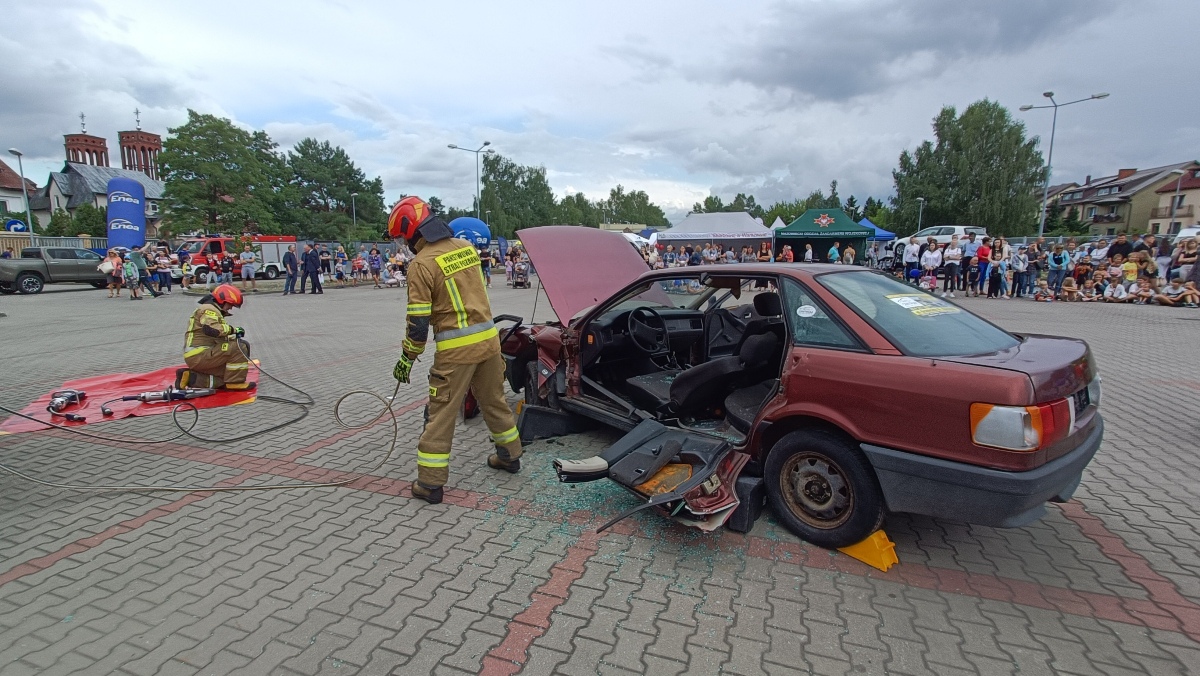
[63,113,110,166]
[118,109,162,180]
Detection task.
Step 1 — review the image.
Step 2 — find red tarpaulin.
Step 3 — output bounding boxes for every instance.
[0,364,258,435]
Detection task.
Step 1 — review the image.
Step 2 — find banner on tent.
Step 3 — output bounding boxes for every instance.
[657,231,771,240]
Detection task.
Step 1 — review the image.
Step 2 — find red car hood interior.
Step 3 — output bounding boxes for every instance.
[517,226,652,321]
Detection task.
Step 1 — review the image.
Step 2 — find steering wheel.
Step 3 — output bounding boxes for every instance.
[627,307,670,354]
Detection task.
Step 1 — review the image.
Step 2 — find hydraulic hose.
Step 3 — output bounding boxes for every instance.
[0,341,407,494]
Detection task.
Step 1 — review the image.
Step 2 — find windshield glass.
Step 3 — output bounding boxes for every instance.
[184,241,206,254]
[819,271,1019,357]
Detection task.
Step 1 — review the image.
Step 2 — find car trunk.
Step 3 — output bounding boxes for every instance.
[936,334,1098,463]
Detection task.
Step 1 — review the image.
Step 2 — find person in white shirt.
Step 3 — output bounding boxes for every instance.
[1102,280,1129,303]
[941,237,963,297]
[902,237,921,284]
[920,245,942,291]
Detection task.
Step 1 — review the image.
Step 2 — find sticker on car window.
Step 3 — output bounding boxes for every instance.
[796,305,817,318]
[885,294,960,317]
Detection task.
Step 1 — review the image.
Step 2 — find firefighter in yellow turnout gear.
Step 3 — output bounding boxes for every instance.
[389,196,522,504]
[180,284,254,391]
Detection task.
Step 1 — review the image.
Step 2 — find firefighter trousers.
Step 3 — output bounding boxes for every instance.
[416,352,522,487]
[184,338,251,386]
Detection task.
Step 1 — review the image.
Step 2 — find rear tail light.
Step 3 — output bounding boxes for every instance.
[970,400,1073,452]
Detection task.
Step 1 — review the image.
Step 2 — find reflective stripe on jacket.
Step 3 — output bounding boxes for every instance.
[403,237,499,365]
[185,303,235,357]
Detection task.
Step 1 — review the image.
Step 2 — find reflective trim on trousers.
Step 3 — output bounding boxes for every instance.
[184,346,207,358]
[434,325,499,351]
[416,451,450,468]
[491,426,519,445]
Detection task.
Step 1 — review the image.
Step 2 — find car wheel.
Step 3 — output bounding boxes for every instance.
[264,267,279,280]
[16,274,44,295]
[764,429,885,549]
[525,361,548,406]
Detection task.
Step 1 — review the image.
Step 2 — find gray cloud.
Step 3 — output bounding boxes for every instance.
[719,0,1113,102]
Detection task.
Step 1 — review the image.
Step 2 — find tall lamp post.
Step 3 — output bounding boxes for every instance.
[448,141,492,218]
[7,148,35,247]
[350,192,358,232]
[1020,91,1109,238]
[916,197,925,231]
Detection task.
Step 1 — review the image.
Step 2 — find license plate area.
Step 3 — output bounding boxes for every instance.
[1072,387,1090,416]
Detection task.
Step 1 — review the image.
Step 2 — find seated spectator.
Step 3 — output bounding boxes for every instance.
[1072,256,1093,285]
[1032,279,1055,302]
[1156,278,1188,306]
[1103,279,1130,303]
[1106,254,1125,280]
[1130,278,1156,304]
[1079,279,1099,302]
[1060,277,1080,301]
[1121,254,1139,288]
[1184,281,1200,308]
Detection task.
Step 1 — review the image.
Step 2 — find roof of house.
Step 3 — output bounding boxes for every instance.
[0,158,38,192]
[1046,182,1078,198]
[29,162,165,212]
[1155,166,1200,193]
[1060,162,1193,204]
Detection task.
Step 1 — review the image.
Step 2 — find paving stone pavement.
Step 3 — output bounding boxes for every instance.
[1,279,1199,675]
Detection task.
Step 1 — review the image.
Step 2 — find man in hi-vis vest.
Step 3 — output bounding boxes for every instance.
[389,196,522,504]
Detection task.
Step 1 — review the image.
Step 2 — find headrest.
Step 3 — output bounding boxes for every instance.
[739,332,779,366]
[753,292,782,316]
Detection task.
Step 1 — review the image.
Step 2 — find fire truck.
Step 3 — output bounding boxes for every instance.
[178,235,297,280]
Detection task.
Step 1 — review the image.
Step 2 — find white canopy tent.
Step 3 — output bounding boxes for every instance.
[770,216,787,229]
[656,212,772,242]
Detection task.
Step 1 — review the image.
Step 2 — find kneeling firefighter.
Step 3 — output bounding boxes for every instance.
[177,284,255,391]
[390,196,522,504]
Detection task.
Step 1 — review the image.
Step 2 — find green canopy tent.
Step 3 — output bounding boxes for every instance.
[774,209,873,264]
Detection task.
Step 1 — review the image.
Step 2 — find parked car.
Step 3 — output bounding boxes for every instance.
[0,247,108,294]
[500,227,1102,548]
[1171,226,1200,244]
[882,225,988,266]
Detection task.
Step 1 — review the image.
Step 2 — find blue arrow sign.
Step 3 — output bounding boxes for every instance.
[4,219,26,232]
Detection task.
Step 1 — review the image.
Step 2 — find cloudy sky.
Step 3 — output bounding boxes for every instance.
[4,0,1197,222]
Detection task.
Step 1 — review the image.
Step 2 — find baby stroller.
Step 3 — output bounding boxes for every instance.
[512,260,530,289]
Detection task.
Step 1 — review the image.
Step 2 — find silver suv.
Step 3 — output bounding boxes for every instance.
[883,225,988,262]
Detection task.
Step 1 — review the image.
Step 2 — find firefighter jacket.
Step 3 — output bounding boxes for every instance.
[185,302,238,359]
[403,237,499,365]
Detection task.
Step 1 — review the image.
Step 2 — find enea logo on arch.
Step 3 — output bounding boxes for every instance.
[109,219,140,231]
[109,191,141,205]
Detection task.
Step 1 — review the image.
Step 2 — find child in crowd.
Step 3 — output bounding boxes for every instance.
[1184,281,1200,308]
[1059,277,1080,301]
[1033,279,1055,302]
[1072,256,1093,285]
[1080,279,1099,301]
[1122,254,1139,287]
[1103,279,1129,303]
[966,261,980,295]
[1157,277,1187,306]
[1130,278,1156,304]
[1107,254,1125,281]
[122,256,142,301]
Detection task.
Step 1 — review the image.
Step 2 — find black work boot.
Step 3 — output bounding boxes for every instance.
[411,482,444,504]
[487,453,521,474]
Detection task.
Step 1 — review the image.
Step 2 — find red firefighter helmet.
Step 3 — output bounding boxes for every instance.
[388,196,433,240]
[211,284,243,308]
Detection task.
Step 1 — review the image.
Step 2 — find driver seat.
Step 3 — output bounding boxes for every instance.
[624,332,780,416]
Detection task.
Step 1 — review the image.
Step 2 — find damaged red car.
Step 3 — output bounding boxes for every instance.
[495,227,1103,548]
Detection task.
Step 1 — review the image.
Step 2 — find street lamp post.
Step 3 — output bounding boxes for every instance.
[916,197,925,231]
[1019,92,1110,238]
[350,192,358,231]
[7,148,35,247]
[448,141,492,219]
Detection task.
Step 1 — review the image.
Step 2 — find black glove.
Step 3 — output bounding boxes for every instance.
[233,327,245,338]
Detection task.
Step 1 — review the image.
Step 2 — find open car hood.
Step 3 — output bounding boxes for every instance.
[517,226,650,321]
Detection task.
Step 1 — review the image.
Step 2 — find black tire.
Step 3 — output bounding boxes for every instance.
[90,281,107,289]
[764,429,885,549]
[16,273,44,295]
[524,361,547,406]
[264,267,279,280]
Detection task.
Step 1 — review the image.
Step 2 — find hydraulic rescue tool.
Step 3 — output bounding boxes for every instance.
[47,389,87,422]
[100,387,217,416]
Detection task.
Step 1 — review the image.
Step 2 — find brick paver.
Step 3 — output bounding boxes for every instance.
[2,280,1199,675]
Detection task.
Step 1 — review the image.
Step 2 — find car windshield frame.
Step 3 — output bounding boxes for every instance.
[816,269,1020,358]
